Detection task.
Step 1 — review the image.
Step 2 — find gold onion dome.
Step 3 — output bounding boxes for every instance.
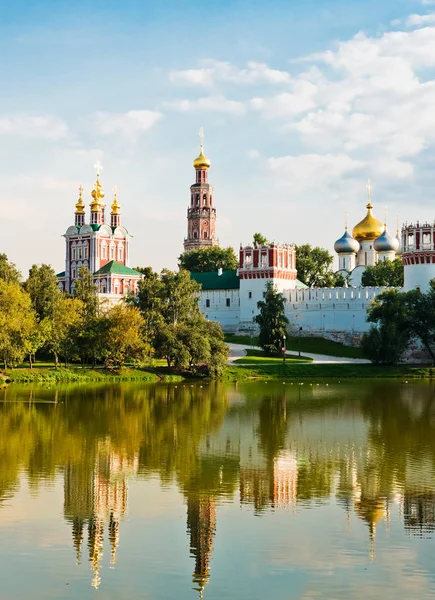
[193,144,211,170]
[111,187,120,214]
[352,203,384,242]
[90,178,105,210]
[75,185,85,214]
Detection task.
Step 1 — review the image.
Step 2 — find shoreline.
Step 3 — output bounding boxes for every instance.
[2,362,435,385]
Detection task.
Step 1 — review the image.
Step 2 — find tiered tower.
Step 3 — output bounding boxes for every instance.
[184,129,218,252]
[402,221,435,292]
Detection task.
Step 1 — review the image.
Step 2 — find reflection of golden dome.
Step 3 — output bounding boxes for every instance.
[352,203,384,242]
[193,145,211,170]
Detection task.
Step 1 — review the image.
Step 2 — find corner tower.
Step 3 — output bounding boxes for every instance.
[184,128,219,252]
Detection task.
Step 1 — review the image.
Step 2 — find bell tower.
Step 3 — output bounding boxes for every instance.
[184,128,219,252]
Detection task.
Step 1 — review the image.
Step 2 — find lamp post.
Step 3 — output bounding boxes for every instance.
[282,334,286,363]
[298,326,302,357]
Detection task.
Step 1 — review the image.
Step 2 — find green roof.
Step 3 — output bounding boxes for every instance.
[191,270,240,291]
[295,279,309,289]
[93,261,142,276]
[56,271,65,278]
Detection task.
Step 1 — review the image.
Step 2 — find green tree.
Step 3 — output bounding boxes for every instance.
[254,281,289,356]
[253,233,269,246]
[44,297,84,366]
[0,281,36,368]
[73,267,98,320]
[295,244,335,287]
[178,247,238,273]
[406,284,435,362]
[361,289,412,364]
[160,269,201,326]
[0,254,21,284]
[100,304,148,368]
[361,259,404,287]
[24,264,61,320]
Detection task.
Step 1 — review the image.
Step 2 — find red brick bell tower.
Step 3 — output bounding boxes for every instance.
[184,128,219,252]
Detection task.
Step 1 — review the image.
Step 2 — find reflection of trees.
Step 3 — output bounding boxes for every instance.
[3,380,435,586]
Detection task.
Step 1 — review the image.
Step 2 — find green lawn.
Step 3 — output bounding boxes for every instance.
[225,334,363,359]
[224,362,435,381]
[234,349,312,365]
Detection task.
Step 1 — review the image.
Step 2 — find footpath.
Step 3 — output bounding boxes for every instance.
[227,343,370,365]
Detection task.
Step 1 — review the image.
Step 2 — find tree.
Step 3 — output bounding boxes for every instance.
[361,289,412,364]
[295,244,335,287]
[406,284,435,362]
[0,254,21,284]
[160,269,201,326]
[253,233,269,246]
[100,304,148,368]
[178,247,238,273]
[73,267,99,320]
[24,264,61,320]
[254,281,289,356]
[361,259,404,287]
[0,281,36,368]
[333,272,349,287]
[44,297,84,366]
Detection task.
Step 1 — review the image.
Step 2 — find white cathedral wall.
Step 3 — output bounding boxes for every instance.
[199,284,389,337]
[404,263,435,292]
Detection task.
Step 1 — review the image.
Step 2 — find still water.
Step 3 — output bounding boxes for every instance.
[1,380,435,599]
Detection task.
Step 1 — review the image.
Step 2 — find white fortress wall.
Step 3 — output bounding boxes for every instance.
[199,288,240,331]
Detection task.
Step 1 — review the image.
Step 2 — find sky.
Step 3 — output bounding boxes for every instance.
[2,0,435,274]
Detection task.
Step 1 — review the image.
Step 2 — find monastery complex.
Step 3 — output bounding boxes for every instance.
[58,137,434,343]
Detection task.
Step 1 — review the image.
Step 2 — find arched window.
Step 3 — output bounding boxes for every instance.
[110,245,115,260]
[114,279,120,294]
[203,231,208,239]
[203,194,207,205]
[118,245,124,262]
[196,194,200,205]
[101,243,107,259]
[193,231,198,239]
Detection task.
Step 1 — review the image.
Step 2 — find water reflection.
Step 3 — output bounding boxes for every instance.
[1,381,435,597]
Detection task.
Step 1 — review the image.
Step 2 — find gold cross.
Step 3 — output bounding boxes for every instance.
[366,178,373,201]
[94,161,103,177]
[199,127,204,143]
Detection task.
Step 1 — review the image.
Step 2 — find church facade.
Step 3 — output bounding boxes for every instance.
[57,163,142,302]
[187,143,429,341]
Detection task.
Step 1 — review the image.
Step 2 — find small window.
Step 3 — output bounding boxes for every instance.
[72,248,76,260]
[102,245,107,259]
[110,247,115,260]
[263,291,266,298]
[206,299,210,308]
[78,247,82,259]
[248,291,252,299]
[226,298,230,307]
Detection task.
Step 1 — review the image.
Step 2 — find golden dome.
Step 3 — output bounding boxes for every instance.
[90,177,105,211]
[352,203,384,242]
[193,145,211,170]
[75,185,85,214]
[111,187,121,215]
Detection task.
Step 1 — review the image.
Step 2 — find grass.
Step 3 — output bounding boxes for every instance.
[234,349,312,364]
[224,362,435,382]
[225,334,363,359]
[4,366,185,384]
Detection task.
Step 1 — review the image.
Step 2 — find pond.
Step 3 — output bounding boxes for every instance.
[0,380,435,599]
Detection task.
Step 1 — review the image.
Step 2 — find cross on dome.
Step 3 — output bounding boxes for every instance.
[94,161,103,178]
[366,178,373,203]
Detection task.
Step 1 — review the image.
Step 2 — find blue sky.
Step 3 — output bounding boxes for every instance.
[2,0,435,273]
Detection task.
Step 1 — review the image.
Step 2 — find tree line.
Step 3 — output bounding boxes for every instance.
[361,282,435,364]
[0,254,228,376]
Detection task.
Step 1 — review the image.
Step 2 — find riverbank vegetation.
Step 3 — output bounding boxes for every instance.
[362,283,435,364]
[0,254,228,379]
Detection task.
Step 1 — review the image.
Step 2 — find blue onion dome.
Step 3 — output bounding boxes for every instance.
[334,229,360,254]
[373,226,400,253]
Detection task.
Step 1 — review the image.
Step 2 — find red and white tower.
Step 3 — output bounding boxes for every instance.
[184,128,218,252]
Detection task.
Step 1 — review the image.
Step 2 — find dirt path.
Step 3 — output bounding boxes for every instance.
[226,343,370,365]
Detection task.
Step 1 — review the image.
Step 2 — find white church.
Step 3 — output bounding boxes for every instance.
[187,140,432,342]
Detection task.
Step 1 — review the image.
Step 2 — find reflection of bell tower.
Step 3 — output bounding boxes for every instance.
[187,494,217,598]
[184,128,218,252]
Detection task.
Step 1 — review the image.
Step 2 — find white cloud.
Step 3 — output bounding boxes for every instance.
[94,110,163,138]
[406,13,435,26]
[164,96,245,115]
[251,83,318,117]
[0,115,68,140]
[169,59,291,87]
[268,153,364,191]
[248,150,260,159]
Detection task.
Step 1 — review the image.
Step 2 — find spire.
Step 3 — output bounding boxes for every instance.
[90,161,105,226]
[366,178,373,208]
[193,127,211,171]
[110,186,121,228]
[75,185,85,227]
